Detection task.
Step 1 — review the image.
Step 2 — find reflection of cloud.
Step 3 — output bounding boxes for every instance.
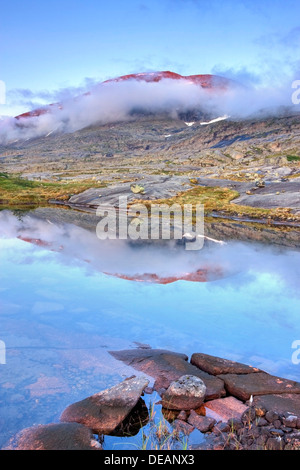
[32,302,64,315]
[0,210,300,292]
[248,355,289,376]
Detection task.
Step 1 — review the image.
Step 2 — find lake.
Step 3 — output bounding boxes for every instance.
[0,208,300,449]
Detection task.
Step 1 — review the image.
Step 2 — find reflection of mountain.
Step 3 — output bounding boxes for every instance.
[107,267,224,284]
[16,234,226,284]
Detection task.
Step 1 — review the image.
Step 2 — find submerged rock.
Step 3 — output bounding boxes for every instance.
[2,423,101,450]
[204,396,249,423]
[60,376,149,434]
[161,375,206,410]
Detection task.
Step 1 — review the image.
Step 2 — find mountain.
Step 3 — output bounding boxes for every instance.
[1,71,300,228]
[102,71,232,89]
[14,71,234,121]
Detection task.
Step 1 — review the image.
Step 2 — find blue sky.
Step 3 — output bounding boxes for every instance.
[1,0,300,115]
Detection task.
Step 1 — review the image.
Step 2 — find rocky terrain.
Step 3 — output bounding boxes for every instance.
[1,112,300,226]
[3,349,300,451]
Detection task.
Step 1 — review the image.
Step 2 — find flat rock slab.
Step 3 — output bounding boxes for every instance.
[191,353,261,376]
[253,394,300,416]
[60,376,149,434]
[2,423,101,450]
[68,175,192,208]
[218,372,300,401]
[110,349,225,401]
[232,182,300,210]
[204,396,248,423]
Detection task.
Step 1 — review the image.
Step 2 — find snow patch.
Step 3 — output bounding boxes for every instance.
[200,115,229,126]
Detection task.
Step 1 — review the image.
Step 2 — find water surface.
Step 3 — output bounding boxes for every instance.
[0,210,300,448]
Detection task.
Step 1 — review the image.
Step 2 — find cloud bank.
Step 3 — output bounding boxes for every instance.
[0,75,299,144]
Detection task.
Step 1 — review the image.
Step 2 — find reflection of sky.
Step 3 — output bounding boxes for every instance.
[1,224,300,447]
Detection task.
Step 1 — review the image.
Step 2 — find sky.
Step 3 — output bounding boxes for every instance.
[0,0,300,116]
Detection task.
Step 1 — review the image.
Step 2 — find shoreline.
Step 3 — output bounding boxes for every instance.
[3,349,300,451]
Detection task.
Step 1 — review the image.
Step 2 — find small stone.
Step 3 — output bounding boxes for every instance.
[260,425,273,436]
[256,417,268,426]
[246,424,261,439]
[162,375,206,410]
[265,410,279,423]
[187,410,216,433]
[270,428,285,437]
[282,413,298,428]
[273,419,282,429]
[172,419,195,435]
[280,426,293,433]
[213,422,230,435]
[256,434,268,447]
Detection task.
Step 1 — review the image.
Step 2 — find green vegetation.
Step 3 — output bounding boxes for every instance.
[287,155,300,162]
[136,185,299,222]
[138,401,188,451]
[0,172,105,207]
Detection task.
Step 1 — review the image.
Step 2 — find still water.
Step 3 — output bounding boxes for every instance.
[0,209,300,448]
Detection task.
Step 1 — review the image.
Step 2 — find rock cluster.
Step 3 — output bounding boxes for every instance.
[192,407,300,450]
[3,349,300,451]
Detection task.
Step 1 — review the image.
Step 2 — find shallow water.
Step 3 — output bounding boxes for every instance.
[0,210,300,448]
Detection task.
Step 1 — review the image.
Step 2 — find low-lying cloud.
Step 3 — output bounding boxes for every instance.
[0,75,299,144]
